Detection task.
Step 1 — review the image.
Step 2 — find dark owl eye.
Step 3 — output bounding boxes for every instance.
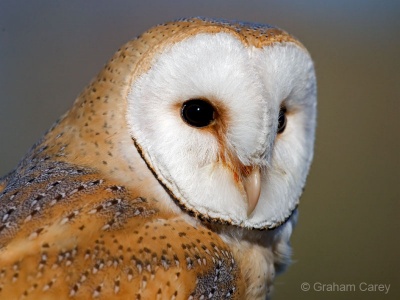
[181,99,215,128]
[277,106,287,134]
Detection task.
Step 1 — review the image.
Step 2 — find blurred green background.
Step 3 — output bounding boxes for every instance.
[0,1,399,299]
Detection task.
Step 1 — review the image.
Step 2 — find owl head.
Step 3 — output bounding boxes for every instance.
[125,17,316,230]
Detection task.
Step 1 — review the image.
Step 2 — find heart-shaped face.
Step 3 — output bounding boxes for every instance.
[127,19,316,230]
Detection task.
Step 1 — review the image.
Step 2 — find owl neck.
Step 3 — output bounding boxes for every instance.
[15,53,138,187]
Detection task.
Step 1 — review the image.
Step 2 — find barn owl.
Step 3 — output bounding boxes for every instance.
[0,17,316,299]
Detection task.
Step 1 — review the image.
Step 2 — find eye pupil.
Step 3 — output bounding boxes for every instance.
[277,106,287,134]
[181,99,215,128]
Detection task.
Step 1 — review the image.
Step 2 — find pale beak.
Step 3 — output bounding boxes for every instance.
[243,166,261,216]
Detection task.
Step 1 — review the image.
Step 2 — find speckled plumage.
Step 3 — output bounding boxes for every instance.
[0,149,244,299]
[0,17,316,299]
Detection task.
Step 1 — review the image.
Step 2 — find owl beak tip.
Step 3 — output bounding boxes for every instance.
[244,166,261,216]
